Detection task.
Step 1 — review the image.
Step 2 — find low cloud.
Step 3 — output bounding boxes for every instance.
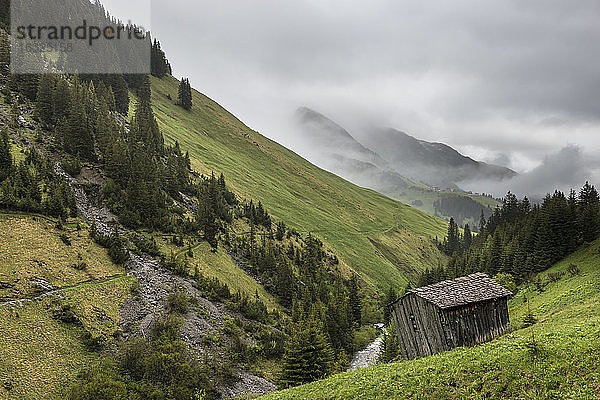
[460,145,600,199]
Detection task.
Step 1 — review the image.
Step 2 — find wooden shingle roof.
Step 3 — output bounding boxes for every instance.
[407,273,512,309]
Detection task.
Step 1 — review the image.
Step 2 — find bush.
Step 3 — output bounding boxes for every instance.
[52,304,81,325]
[547,271,565,283]
[168,290,190,314]
[567,263,581,277]
[522,311,538,328]
[163,253,189,276]
[256,328,286,359]
[353,325,378,352]
[62,157,81,177]
[131,234,161,257]
[82,330,106,352]
[108,238,128,265]
[492,273,517,294]
[71,262,87,271]
[59,233,71,246]
[70,316,220,399]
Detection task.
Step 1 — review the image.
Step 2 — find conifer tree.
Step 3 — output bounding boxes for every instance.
[197,189,219,250]
[445,217,460,255]
[35,74,55,128]
[383,286,397,325]
[52,77,71,124]
[111,75,130,115]
[463,223,472,251]
[379,321,399,362]
[10,98,20,129]
[0,30,9,73]
[0,128,11,181]
[479,210,487,234]
[281,320,334,387]
[177,78,193,110]
[151,39,172,78]
[579,182,600,243]
[66,86,94,160]
[348,273,361,327]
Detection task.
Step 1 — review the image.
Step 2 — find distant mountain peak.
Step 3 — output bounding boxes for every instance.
[294,107,389,169]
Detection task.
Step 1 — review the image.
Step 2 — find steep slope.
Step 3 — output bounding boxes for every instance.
[261,240,600,399]
[149,76,449,291]
[358,127,516,190]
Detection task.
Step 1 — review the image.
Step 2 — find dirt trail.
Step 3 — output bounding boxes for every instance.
[0,275,128,308]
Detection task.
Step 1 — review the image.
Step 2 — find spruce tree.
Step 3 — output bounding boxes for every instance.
[151,39,171,78]
[66,86,94,160]
[463,223,472,251]
[35,74,55,128]
[281,320,334,387]
[177,78,193,110]
[383,286,397,325]
[0,128,11,181]
[0,30,9,72]
[111,75,130,115]
[52,77,71,124]
[348,273,361,327]
[579,182,600,243]
[445,217,460,255]
[479,210,487,234]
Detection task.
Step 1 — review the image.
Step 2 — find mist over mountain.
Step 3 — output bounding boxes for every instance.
[292,107,515,193]
[294,107,389,169]
[356,128,517,190]
[460,145,600,199]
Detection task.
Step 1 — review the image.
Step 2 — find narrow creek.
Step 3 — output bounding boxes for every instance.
[348,324,386,371]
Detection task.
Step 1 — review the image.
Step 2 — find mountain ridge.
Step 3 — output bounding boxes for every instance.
[292,107,501,227]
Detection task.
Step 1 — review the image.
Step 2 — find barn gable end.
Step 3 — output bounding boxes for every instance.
[391,273,512,359]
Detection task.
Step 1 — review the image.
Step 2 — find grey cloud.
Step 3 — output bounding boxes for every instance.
[460,146,600,198]
[141,0,600,187]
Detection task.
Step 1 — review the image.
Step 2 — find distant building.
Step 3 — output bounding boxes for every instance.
[390,273,512,360]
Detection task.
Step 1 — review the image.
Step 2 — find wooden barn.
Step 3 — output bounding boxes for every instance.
[390,273,512,360]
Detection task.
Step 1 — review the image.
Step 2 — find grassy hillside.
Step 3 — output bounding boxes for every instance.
[151,232,280,310]
[150,76,448,292]
[260,239,600,399]
[0,214,136,400]
[0,213,282,399]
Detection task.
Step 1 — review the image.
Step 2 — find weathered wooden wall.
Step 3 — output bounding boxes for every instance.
[391,293,448,359]
[441,298,510,348]
[391,295,510,360]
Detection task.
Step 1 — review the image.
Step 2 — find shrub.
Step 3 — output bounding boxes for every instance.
[108,237,129,265]
[59,233,71,246]
[522,311,538,328]
[131,234,161,257]
[532,277,547,292]
[71,262,87,271]
[256,328,286,359]
[547,271,565,283]
[82,330,106,352]
[52,305,81,325]
[168,290,190,314]
[62,157,81,177]
[492,273,517,294]
[163,253,189,276]
[567,263,581,277]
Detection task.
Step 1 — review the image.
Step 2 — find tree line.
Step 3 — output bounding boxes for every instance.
[433,194,493,232]
[421,184,600,287]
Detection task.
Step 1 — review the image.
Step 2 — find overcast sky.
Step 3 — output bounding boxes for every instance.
[103,0,600,195]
